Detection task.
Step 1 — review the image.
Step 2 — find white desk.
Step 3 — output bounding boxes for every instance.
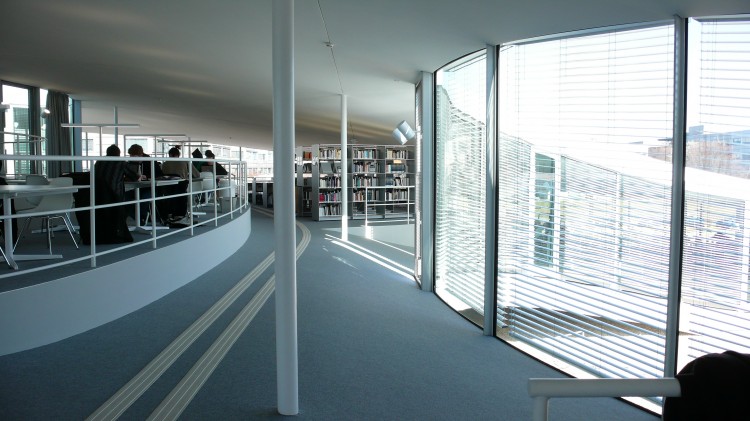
[125,178,181,231]
[0,184,79,269]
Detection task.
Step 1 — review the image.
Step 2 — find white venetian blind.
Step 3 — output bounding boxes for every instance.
[497,23,675,385]
[434,51,487,319]
[679,17,750,369]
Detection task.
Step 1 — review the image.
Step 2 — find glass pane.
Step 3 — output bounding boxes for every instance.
[434,50,487,324]
[497,24,674,411]
[2,84,30,176]
[680,17,750,370]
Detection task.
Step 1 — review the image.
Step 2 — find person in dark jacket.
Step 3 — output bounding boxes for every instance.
[203,149,228,176]
[662,350,750,421]
[93,144,139,243]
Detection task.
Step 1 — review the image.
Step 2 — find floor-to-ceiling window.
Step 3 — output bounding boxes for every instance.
[496,25,676,403]
[679,16,750,370]
[434,51,487,323]
[433,14,750,415]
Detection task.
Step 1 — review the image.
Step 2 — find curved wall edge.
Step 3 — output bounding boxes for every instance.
[0,210,252,356]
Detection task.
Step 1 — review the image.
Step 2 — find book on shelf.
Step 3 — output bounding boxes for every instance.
[386,163,406,173]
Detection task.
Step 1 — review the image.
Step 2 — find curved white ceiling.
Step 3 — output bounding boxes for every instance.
[1,0,747,150]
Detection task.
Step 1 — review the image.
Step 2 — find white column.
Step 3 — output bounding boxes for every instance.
[483,44,498,335]
[113,106,119,147]
[665,15,687,377]
[418,71,435,292]
[341,94,348,241]
[272,0,299,415]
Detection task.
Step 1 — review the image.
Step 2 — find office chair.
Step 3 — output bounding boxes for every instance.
[14,177,79,254]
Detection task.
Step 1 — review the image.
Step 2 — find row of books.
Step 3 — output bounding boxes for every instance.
[385,163,407,173]
[385,149,410,159]
[319,192,341,202]
[352,162,378,172]
[319,204,341,216]
[385,176,410,186]
[352,149,377,159]
[384,191,411,200]
[319,148,341,159]
[319,175,341,188]
[352,176,377,187]
[352,190,377,201]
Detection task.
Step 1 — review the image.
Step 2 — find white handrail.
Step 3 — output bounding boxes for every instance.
[0,154,249,278]
[528,377,681,421]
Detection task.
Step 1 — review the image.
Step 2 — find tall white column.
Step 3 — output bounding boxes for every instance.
[113,106,119,147]
[272,0,299,415]
[483,44,498,336]
[665,15,687,378]
[341,94,348,241]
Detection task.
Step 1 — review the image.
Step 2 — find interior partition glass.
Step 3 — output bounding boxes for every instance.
[434,50,487,324]
[496,22,675,403]
[680,17,750,371]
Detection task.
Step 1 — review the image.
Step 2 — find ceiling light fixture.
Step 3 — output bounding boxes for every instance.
[392,120,416,145]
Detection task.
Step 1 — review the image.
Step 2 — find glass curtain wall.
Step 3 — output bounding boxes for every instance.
[680,17,750,369]
[433,14,750,413]
[496,23,676,406]
[434,51,487,323]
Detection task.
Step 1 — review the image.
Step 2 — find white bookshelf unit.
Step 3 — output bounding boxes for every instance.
[295,146,313,217]
[378,145,414,218]
[305,143,414,221]
[350,145,379,219]
[312,144,343,221]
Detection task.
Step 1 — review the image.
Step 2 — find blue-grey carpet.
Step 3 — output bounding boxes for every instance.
[0,209,659,420]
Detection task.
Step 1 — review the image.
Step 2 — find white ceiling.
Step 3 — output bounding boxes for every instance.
[1,0,748,150]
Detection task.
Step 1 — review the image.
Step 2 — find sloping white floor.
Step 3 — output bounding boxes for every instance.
[0,210,251,356]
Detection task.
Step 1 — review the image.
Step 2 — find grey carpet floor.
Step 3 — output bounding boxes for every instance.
[0,209,659,420]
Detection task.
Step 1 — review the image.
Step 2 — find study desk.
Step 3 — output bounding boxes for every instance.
[125,178,182,231]
[0,184,79,270]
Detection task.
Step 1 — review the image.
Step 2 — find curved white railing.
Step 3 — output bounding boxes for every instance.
[0,154,249,279]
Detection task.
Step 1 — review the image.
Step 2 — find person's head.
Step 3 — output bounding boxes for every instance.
[204,150,215,159]
[192,148,203,159]
[127,144,145,157]
[106,144,121,157]
[168,147,181,158]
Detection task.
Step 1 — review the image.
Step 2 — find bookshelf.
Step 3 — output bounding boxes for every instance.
[350,145,379,219]
[295,146,313,216]
[312,144,342,221]
[306,143,414,221]
[379,145,414,218]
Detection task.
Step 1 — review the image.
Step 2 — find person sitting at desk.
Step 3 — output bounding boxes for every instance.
[126,143,163,223]
[127,144,164,179]
[94,144,141,243]
[192,148,205,172]
[160,147,201,224]
[203,149,228,176]
[162,147,201,180]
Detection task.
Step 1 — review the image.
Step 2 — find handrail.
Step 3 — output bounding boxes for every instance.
[527,377,681,421]
[0,154,248,279]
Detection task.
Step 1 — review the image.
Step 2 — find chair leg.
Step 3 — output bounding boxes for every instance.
[0,234,9,268]
[45,217,53,255]
[62,214,79,249]
[13,217,33,252]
